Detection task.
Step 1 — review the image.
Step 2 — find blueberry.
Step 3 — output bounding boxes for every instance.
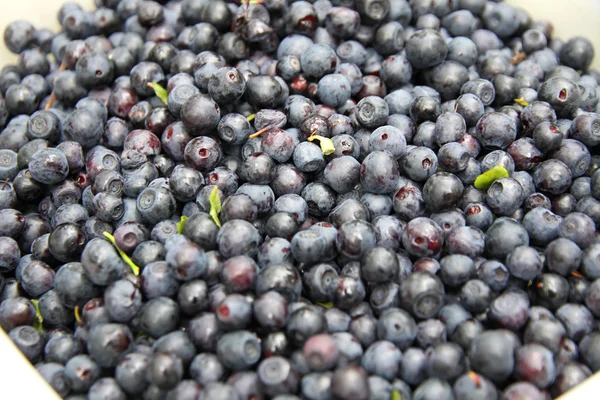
[64,355,101,394]
[87,377,126,400]
[4,20,37,53]
[255,130,294,165]
[138,297,180,339]
[0,235,20,273]
[426,342,467,382]
[556,303,595,342]
[166,240,207,282]
[4,83,39,116]
[551,362,592,398]
[54,261,99,309]
[356,96,389,129]
[469,329,520,383]
[0,296,35,331]
[215,219,260,259]
[415,318,446,349]
[299,371,332,400]
[43,333,82,368]
[570,113,600,148]
[330,198,370,227]
[142,260,180,299]
[286,306,328,347]
[335,219,377,260]
[245,75,285,110]
[298,333,338,372]
[559,36,595,71]
[514,343,557,389]
[8,325,43,363]
[323,156,361,194]
[360,150,400,194]
[380,55,412,90]
[35,362,70,397]
[453,371,497,400]
[136,186,176,225]
[558,211,596,249]
[405,29,448,69]
[330,365,369,400]
[102,279,142,323]
[81,238,127,286]
[86,323,133,368]
[359,246,398,283]
[28,147,70,185]
[316,74,352,108]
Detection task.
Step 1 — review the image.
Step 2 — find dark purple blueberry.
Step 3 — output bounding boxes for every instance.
[330,365,368,400]
[558,211,596,249]
[359,150,399,194]
[215,330,261,372]
[405,28,447,69]
[255,262,302,303]
[514,344,557,389]
[356,96,389,130]
[578,331,600,373]
[257,356,299,397]
[475,111,517,150]
[551,362,592,398]
[286,306,327,347]
[524,317,568,354]
[86,323,133,368]
[335,219,377,260]
[138,297,180,339]
[556,303,595,342]
[360,246,398,283]
[245,75,285,110]
[469,329,519,383]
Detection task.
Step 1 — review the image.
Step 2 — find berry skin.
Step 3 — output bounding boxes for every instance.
[2,1,600,399]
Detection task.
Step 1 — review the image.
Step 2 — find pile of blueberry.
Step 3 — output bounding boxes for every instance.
[1,0,600,398]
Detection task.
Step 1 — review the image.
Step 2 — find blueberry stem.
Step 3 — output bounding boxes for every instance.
[44,60,67,111]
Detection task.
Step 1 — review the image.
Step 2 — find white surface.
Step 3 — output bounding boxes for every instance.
[0,328,61,399]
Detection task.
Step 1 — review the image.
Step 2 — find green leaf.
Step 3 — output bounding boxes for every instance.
[307,135,335,156]
[474,165,510,190]
[391,390,401,400]
[209,186,222,228]
[177,215,189,234]
[103,232,140,275]
[74,305,83,327]
[147,82,168,105]
[514,97,529,107]
[30,299,43,332]
[316,301,334,309]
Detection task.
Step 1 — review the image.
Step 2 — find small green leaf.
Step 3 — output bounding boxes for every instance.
[74,305,83,327]
[136,331,148,339]
[30,299,43,332]
[391,390,401,400]
[147,82,168,105]
[177,215,189,234]
[308,135,335,156]
[514,97,529,107]
[474,165,509,190]
[103,232,140,275]
[209,186,222,228]
[316,301,334,309]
